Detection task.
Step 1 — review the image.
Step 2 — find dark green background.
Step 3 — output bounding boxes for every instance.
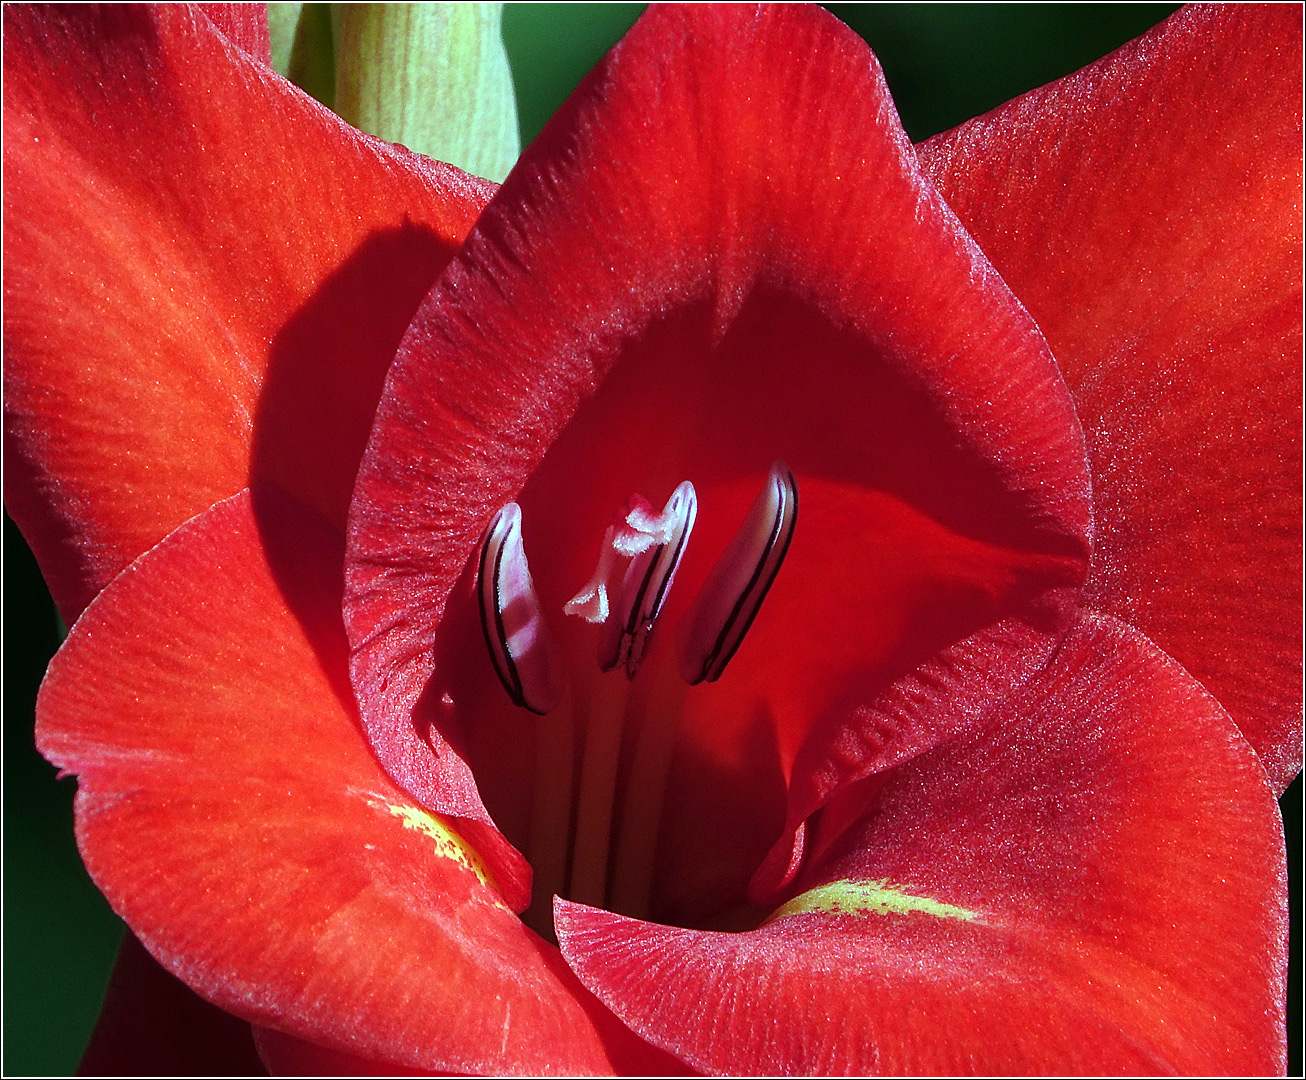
[9,4,1299,1076]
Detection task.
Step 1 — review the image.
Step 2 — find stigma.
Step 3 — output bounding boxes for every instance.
[583,482,698,679]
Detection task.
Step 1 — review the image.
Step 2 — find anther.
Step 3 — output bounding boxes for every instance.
[477,503,564,715]
[677,462,798,685]
[597,482,698,679]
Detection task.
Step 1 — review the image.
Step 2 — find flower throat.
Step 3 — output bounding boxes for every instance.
[475,463,797,934]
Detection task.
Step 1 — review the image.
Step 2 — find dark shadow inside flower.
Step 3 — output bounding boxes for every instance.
[230,223,458,763]
[251,221,462,536]
[247,225,557,905]
[246,483,360,752]
[248,220,470,727]
[649,705,788,930]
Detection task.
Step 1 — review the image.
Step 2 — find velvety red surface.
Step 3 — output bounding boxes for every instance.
[10,3,1296,1075]
[918,3,1304,793]
[37,489,671,1075]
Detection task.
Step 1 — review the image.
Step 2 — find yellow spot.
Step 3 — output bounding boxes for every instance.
[768,878,978,923]
[368,795,503,903]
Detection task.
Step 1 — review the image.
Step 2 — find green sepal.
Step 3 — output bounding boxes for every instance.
[266,2,303,76]
[332,3,520,182]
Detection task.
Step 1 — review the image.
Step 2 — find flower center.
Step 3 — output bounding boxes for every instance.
[476,463,797,932]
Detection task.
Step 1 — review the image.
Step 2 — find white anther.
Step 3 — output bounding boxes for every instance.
[677,463,797,685]
[598,482,698,679]
[477,503,564,715]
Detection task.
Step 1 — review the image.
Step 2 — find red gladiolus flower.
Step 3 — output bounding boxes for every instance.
[6,3,1299,1075]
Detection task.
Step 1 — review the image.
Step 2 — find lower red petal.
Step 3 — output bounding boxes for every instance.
[37,489,649,1075]
[558,613,1287,1075]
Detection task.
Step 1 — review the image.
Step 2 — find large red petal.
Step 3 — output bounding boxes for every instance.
[917,5,1304,790]
[3,4,493,622]
[36,489,654,1075]
[197,3,271,64]
[557,613,1288,1075]
[344,4,1091,909]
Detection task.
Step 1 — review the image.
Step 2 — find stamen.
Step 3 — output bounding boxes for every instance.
[599,481,698,679]
[476,503,564,715]
[677,462,798,684]
[568,668,632,909]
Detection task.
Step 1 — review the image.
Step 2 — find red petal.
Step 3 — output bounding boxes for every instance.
[3,4,493,622]
[197,3,271,64]
[557,613,1288,1075]
[345,4,1091,896]
[918,5,1304,791]
[36,489,651,1075]
[78,932,263,1077]
[742,613,1065,911]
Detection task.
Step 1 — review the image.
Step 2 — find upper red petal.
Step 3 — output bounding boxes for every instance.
[557,613,1288,1075]
[918,4,1304,791]
[36,488,656,1075]
[3,3,493,622]
[344,3,1092,897]
[197,2,271,64]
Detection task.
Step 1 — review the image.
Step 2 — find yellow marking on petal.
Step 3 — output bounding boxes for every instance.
[768,878,978,923]
[367,795,503,904]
